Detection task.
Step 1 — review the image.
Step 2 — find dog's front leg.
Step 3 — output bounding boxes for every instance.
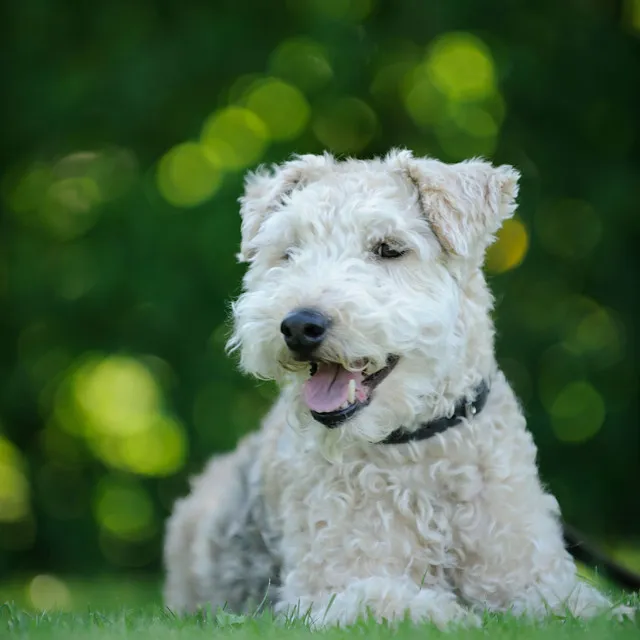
[447,454,630,620]
[164,433,280,615]
[275,576,480,628]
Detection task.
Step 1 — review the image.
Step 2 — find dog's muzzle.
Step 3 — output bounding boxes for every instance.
[279,308,400,429]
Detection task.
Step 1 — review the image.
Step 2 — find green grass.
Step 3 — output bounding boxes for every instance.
[1,603,639,640]
[0,579,638,639]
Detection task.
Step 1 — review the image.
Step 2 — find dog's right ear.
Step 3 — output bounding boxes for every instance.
[238,154,333,262]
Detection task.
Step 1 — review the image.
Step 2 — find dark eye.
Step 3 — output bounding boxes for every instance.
[374,242,406,259]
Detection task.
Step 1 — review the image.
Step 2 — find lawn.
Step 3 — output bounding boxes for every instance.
[2,603,639,640]
[1,577,638,640]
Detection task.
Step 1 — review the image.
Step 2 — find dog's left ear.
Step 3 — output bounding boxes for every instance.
[387,149,520,259]
[238,154,332,262]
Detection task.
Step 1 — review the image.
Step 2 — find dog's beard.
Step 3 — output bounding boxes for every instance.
[231,287,464,444]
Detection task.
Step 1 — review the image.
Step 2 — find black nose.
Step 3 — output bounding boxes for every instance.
[280,308,330,356]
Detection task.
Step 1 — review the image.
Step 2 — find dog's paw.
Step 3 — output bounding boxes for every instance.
[275,581,478,629]
[609,604,637,622]
[408,588,481,630]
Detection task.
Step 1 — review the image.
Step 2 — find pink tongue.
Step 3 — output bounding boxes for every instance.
[303,363,366,413]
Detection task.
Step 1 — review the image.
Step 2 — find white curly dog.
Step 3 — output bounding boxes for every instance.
[163,149,630,628]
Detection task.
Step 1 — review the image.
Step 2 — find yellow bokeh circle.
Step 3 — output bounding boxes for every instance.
[550,381,606,443]
[245,79,310,141]
[485,218,529,274]
[201,107,268,171]
[157,142,222,208]
[426,32,496,101]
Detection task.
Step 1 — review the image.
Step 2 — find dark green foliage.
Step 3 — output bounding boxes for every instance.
[0,0,638,579]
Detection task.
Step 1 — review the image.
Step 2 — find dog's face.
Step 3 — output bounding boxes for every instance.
[229,149,519,443]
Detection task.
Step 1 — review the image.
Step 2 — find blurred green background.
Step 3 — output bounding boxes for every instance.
[1,0,639,611]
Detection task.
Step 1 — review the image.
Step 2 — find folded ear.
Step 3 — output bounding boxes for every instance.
[386,149,520,259]
[238,153,333,262]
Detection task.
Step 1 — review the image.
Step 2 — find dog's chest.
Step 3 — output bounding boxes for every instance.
[266,434,462,589]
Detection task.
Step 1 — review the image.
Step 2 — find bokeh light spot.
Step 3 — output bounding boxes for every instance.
[402,39,504,160]
[608,544,640,575]
[269,38,333,93]
[312,97,377,153]
[28,575,71,611]
[156,142,222,208]
[119,415,187,477]
[559,295,600,330]
[575,308,624,360]
[39,177,102,240]
[426,32,495,101]
[53,150,138,203]
[94,475,156,542]
[5,149,137,238]
[73,356,161,437]
[54,354,186,476]
[550,381,605,443]
[535,199,602,260]
[0,436,30,523]
[560,298,625,368]
[403,70,446,129]
[58,149,138,202]
[450,103,498,138]
[201,107,268,171]
[485,218,529,274]
[245,79,310,141]
[623,0,640,33]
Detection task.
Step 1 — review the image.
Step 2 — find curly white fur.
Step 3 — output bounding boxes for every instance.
[163,149,631,627]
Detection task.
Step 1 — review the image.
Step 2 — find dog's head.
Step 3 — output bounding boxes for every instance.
[228,149,519,443]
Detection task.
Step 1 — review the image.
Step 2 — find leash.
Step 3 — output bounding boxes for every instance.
[563,523,640,591]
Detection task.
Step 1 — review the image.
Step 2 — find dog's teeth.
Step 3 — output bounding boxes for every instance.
[348,379,356,404]
[365,362,383,377]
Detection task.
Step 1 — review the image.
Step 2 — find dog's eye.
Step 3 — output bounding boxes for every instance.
[374,242,406,259]
[281,249,293,262]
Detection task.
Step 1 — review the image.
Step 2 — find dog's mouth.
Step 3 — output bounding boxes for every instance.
[303,355,400,428]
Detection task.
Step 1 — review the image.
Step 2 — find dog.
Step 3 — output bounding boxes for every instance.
[163,149,634,628]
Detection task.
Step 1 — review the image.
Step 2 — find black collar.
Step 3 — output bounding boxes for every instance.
[379,380,490,445]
